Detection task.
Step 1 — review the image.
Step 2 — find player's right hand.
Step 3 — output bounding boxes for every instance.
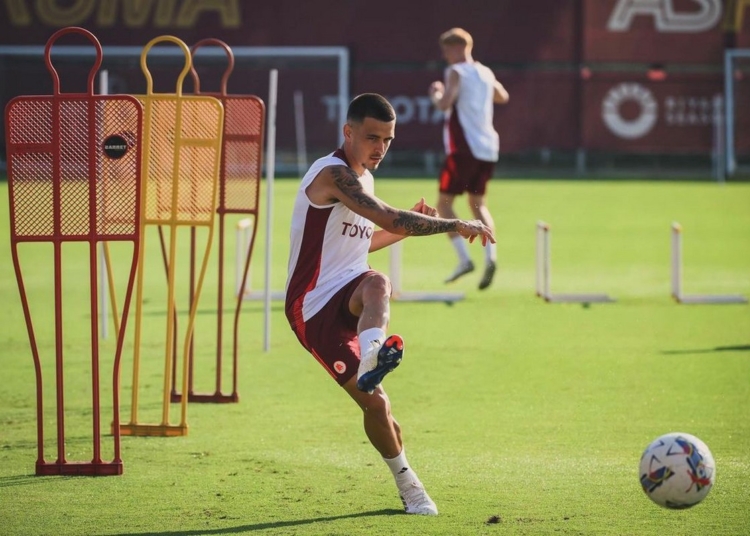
[429,81,444,95]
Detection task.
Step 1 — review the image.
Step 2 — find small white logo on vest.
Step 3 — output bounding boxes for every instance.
[333,361,347,374]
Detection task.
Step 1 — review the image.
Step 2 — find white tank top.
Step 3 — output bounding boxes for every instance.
[285,150,374,327]
[442,61,499,162]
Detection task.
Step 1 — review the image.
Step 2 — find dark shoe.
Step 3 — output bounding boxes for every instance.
[356,335,404,394]
[478,261,496,290]
[444,260,475,283]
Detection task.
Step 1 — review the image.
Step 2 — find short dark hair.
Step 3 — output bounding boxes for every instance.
[347,93,395,123]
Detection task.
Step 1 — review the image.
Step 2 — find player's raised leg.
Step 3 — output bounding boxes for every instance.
[349,272,403,393]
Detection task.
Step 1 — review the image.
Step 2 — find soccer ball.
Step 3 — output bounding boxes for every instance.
[639,432,715,509]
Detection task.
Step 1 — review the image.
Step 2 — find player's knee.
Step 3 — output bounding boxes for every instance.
[468,196,484,211]
[363,272,392,298]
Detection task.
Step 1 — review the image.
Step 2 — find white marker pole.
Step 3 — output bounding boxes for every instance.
[293,90,307,177]
[671,222,682,301]
[264,69,278,352]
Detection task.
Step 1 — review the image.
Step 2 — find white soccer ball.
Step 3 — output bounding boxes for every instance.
[639,432,715,509]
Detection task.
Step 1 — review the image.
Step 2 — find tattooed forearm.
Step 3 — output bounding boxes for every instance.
[331,166,379,209]
[392,211,456,235]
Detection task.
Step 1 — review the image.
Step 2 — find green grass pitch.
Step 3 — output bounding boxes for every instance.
[0,178,749,535]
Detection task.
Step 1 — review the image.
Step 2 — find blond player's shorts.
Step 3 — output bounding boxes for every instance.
[439,152,495,195]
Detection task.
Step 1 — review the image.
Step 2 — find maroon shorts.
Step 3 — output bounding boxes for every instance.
[439,152,495,196]
[289,271,377,386]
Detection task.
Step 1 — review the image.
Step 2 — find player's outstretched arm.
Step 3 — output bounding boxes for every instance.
[324,166,494,243]
[370,197,439,252]
[308,165,495,244]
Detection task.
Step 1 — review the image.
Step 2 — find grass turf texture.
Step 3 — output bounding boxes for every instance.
[0,178,749,535]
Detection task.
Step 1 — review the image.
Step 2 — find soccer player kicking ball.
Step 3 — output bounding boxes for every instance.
[285,93,494,515]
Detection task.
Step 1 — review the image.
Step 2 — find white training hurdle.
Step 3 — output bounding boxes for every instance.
[535,221,615,304]
[388,241,465,304]
[671,222,747,304]
[236,218,747,308]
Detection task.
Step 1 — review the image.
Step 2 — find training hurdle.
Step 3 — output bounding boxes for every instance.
[119,36,224,437]
[671,222,747,304]
[6,27,143,474]
[168,38,266,404]
[388,241,465,303]
[535,221,616,303]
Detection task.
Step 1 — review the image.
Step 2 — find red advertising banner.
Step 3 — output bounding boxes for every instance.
[582,73,722,152]
[348,69,578,153]
[2,0,749,162]
[0,0,577,63]
[585,0,750,64]
[5,61,744,157]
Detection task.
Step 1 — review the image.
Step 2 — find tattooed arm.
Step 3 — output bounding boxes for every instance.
[306,164,495,246]
[370,198,439,252]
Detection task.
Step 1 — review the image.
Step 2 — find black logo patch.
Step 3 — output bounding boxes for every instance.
[103,134,129,159]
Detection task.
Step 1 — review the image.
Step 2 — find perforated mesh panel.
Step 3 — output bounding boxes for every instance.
[8,100,53,144]
[139,95,223,225]
[225,98,263,136]
[220,96,264,214]
[59,100,90,236]
[9,152,55,237]
[6,95,142,242]
[223,140,260,210]
[99,100,141,237]
[142,98,177,222]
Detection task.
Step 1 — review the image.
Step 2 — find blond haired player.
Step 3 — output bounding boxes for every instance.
[285,94,494,515]
[429,28,509,290]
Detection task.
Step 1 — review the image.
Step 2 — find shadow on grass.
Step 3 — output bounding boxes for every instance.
[112,508,404,535]
[661,344,750,355]
[0,474,46,487]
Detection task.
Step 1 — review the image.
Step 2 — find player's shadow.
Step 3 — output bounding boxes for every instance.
[0,474,47,487]
[112,508,404,535]
[661,344,750,355]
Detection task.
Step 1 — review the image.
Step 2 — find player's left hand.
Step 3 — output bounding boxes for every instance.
[457,219,495,247]
[410,197,438,217]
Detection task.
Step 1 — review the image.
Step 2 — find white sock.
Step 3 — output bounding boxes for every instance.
[383,449,416,485]
[357,327,386,377]
[485,242,497,264]
[450,235,471,265]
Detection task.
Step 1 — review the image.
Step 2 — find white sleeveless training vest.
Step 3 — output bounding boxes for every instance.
[285,151,374,328]
[442,61,499,162]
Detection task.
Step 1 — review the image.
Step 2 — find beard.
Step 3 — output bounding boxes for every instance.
[363,155,383,171]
